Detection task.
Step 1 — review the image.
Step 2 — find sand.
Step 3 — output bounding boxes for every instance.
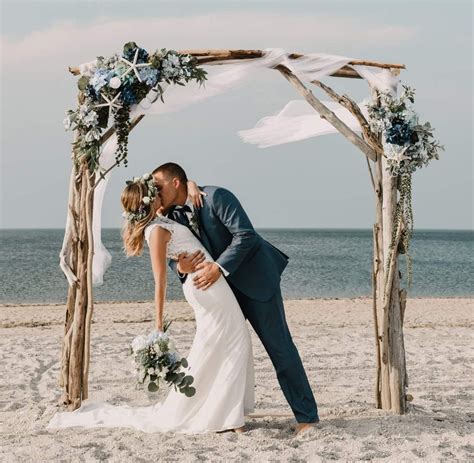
[1,297,473,462]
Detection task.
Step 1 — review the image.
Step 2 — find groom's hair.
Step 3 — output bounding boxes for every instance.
[152,162,188,183]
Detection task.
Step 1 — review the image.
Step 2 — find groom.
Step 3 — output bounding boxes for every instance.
[152,162,319,434]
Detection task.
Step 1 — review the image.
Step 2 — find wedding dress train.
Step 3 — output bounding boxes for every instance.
[47,216,254,434]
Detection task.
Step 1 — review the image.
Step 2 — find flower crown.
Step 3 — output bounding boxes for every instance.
[122,173,158,222]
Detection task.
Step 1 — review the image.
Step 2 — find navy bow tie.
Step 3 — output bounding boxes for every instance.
[174,204,192,214]
[171,205,193,227]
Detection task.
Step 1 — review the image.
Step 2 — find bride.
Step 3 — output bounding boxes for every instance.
[47,175,254,434]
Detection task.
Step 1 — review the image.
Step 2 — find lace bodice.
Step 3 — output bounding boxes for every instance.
[144,216,209,260]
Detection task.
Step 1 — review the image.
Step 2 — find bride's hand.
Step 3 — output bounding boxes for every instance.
[187,180,207,209]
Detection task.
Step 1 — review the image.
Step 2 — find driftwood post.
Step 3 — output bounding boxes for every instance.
[59,112,96,409]
[276,65,408,413]
[371,87,407,413]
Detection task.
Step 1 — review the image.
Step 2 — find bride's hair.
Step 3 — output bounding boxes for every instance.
[121,182,159,257]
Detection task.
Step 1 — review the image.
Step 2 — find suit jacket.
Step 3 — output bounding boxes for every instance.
[168,185,289,302]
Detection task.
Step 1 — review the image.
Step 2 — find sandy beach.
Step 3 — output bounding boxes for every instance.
[1,297,472,462]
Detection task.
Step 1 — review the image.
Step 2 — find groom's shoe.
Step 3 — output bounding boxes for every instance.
[295,421,319,436]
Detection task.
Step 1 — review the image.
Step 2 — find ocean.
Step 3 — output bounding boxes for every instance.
[0,229,472,304]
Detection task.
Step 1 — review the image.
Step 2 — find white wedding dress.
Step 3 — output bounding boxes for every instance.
[47,216,255,434]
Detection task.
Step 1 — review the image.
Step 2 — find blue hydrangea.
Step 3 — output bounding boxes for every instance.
[148,330,169,344]
[90,68,113,93]
[385,117,413,146]
[166,352,179,365]
[84,85,99,100]
[120,84,137,105]
[138,67,160,86]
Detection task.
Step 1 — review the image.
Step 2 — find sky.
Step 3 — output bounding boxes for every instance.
[1,0,472,229]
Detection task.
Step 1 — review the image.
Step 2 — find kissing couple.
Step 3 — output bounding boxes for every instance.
[48,162,319,435]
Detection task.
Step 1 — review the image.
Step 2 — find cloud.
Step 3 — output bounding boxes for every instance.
[1,12,417,72]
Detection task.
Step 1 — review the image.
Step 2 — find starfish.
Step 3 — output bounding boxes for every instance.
[119,49,151,82]
[94,92,122,119]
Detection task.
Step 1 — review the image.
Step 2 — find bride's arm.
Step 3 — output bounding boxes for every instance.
[187,180,206,209]
[148,226,171,331]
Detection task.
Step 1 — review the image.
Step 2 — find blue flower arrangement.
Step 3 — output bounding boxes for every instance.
[367,86,444,287]
[367,86,444,177]
[63,42,207,173]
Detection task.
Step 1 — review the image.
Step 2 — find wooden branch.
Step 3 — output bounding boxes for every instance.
[310,79,384,156]
[365,157,376,191]
[82,173,95,400]
[99,113,145,146]
[68,206,79,243]
[59,323,74,388]
[372,224,382,408]
[277,65,377,161]
[399,288,407,325]
[307,78,381,191]
[382,217,403,305]
[68,165,89,410]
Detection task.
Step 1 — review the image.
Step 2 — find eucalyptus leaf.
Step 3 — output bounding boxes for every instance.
[78,76,90,91]
[184,387,196,397]
[148,381,159,392]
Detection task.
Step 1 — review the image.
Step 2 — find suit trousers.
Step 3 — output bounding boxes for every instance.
[229,283,319,423]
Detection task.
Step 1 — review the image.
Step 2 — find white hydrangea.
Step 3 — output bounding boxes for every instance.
[131,335,148,352]
[83,110,99,128]
[63,114,72,130]
[85,128,101,142]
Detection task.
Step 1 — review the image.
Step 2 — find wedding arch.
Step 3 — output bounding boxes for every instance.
[59,44,442,414]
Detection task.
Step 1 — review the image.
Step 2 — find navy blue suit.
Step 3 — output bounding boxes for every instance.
[169,186,318,423]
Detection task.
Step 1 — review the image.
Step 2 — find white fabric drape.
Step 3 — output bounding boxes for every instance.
[238,99,370,148]
[80,48,398,285]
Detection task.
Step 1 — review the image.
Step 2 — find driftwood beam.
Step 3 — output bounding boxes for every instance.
[178,49,405,69]
[69,49,405,78]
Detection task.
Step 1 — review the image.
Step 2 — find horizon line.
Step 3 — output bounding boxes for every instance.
[1,226,473,232]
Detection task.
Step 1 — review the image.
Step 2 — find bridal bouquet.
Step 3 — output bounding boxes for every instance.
[130,325,195,397]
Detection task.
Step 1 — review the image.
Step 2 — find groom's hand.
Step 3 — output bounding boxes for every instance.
[177,251,206,274]
[193,262,221,290]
